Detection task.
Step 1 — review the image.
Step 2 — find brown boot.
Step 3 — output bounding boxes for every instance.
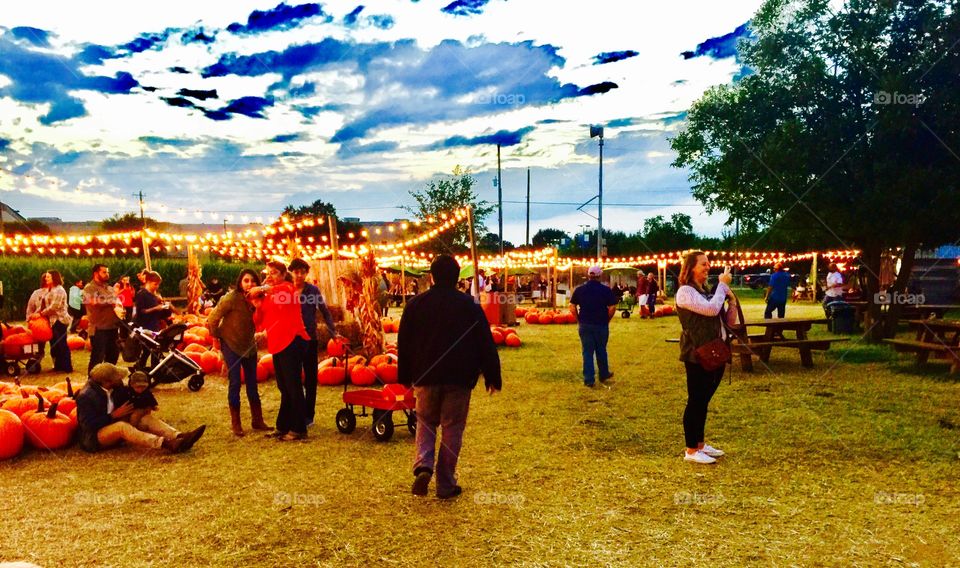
[250,403,271,431]
[161,435,186,453]
[230,406,245,437]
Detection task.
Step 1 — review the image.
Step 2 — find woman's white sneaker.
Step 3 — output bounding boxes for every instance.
[701,444,725,458]
[683,450,717,464]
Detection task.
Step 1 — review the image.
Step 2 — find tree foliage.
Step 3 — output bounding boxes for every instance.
[405,166,495,253]
[670,0,960,338]
[100,213,170,232]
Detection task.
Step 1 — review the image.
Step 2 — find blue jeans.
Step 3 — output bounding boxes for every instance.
[578,323,610,384]
[414,385,472,495]
[221,343,261,409]
[764,299,786,319]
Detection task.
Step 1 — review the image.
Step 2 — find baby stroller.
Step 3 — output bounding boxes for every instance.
[120,321,205,392]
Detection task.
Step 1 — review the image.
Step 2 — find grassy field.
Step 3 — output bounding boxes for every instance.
[2,299,959,567]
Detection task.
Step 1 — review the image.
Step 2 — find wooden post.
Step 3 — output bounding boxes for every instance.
[401,255,407,308]
[467,206,481,302]
[327,215,339,261]
[551,249,559,307]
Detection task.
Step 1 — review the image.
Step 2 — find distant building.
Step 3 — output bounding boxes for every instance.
[0,203,27,224]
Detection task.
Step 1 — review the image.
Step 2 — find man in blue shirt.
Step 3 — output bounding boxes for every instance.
[569,266,618,387]
[289,258,338,426]
[764,263,791,319]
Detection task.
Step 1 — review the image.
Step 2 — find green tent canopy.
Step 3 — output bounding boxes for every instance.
[385,265,425,277]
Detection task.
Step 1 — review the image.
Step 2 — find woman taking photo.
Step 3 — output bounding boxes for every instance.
[207,269,270,436]
[26,270,73,372]
[249,261,310,441]
[675,251,739,465]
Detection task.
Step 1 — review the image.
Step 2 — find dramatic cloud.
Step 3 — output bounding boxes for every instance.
[428,127,534,149]
[0,33,139,124]
[441,0,492,17]
[0,138,11,152]
[11,26,51,47]
[178,88,219,101]
[681,22,753,60]
[593,50,639,65]
[336,140,399,159]
[270,133,304,143]
[343,5,365,26]
[227,2,329,35]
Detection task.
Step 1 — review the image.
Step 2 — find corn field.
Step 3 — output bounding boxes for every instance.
[0,257,260,322]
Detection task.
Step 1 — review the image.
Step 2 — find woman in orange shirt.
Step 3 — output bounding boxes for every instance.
[250,261,310,441]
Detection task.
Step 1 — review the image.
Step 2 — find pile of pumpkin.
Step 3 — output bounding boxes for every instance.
[317,338,399,386]
[380,316,400,334]
[490,326,522,347]
[642,304,677,317]
[516,307,578,325]
[1,378,81,459]
[1,317,57,358]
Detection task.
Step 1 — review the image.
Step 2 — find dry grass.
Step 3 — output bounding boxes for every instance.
[2,299,959,567]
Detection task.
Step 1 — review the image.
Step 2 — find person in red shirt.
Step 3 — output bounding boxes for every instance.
[115,276,135,322]
[250,261,310,441]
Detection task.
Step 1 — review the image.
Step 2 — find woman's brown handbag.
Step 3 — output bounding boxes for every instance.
[693,292,745,372]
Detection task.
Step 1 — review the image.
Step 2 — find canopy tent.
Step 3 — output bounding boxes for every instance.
[602,264,639,274]
[384,265,426,277]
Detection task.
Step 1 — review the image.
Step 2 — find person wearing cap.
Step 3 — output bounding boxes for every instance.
[76,363,205,454]
[764,263,791,319]
[645,273,659,318]
[288,258,337,427]
[111,371,160,428]
[399,255,502,499]
[570,266,618,387]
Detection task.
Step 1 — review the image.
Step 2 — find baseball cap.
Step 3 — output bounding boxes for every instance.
[89,363,128,386]
[588,266,603,276]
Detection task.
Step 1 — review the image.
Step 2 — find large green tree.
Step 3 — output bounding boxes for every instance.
[670,0,960,339]
[100,213,170,232]
[405,166,495,253]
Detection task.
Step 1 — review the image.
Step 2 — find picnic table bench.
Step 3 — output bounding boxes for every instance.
[846,302,960,327]
[883,319,960,374]
[729,317,849,372]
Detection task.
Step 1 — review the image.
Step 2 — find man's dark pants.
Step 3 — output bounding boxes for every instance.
[413,384,472,495]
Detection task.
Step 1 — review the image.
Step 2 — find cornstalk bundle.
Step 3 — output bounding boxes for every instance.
[337,252,384,359]
[186,246,204,315]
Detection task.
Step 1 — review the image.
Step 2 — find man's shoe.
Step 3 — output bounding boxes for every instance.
[701,444,725,458]
[264,430,287,439]
[412,471,431,496]
[179,425,206,452]
[161,436,187,454]
[305,420,315,428]
[599,373,614,383]
[584,382,595,388]
[683,450,717,464]
[437,486,462,500]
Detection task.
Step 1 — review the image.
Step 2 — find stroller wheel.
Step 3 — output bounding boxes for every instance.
[187,375,204,392]
[4,362,20,377]
[621,311,630,318]
[25,359,41,375]
[372,410,394,442]
[335,408,356,434]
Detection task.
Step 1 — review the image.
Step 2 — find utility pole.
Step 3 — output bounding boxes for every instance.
[589,125,604,259]
[497,144,503,258]
[0,199,5,256]
[138,190,151,271]
[525,168,530,247]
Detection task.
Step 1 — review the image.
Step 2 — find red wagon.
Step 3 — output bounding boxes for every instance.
[336,379,417,442]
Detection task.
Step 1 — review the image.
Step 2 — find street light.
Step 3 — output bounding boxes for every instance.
[589,125,604,259]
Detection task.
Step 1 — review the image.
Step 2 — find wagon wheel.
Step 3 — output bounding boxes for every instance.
[4,362,19,377]
[25,359,42,375]
[187,375,204,392]
[372,410,394,442]
[335,408,356,434]
[406,411,417,435]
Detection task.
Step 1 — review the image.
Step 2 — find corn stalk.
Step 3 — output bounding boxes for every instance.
[337,252,383,359]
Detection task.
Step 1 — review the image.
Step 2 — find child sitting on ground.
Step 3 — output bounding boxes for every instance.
[111,371,159,428]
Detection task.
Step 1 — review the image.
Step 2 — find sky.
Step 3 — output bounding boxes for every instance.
[0,0,762,243]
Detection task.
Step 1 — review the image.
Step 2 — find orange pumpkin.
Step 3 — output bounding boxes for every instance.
[259,354,275,376]
[21,395,75,450]
[525,313,540,324]
[185,352,204,367]
[491,331,504,345]
[327,337,347,357]
[27,316,53,342]
[2,392,44,418]
[317,366,346,386]
[515,307,528,317]
[66,335,86,351]
[505,334,522,347]
[2,333,35,358]
[0,409,24,460]
[347,355,367,368]
[369,355,389,367]
[184,343,207,354]
[538,314,554,325]
[76,317,89,331]
[350,365,378,386]
[200,351,222,375]
[375,363,399,384]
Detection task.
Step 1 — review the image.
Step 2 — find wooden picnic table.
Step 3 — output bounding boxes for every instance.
[883,319,960,374]
[731,317,847,371]
[846,302,960,327]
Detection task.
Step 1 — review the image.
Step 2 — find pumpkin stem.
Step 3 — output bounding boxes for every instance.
[14,377,21,387]
[66,377,74,398]
[47,401,59,419]
[35,392,45,413]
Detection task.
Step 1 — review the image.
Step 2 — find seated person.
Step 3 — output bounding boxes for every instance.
[76,363,205,454]
[111,371,159,428]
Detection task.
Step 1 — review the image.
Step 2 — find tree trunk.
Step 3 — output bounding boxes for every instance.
[861,243,884,342]
[881,243,919,339]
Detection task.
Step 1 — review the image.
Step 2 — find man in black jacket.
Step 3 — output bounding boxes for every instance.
[76,363,205,453]
[398,255,502,499]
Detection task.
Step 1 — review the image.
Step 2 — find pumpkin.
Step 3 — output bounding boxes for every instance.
[327,337,347,357]
[502,328,518,337]
[200,351,222,375]
[0,409,24,460]
[185,352,204,367]
[375,363,398,384]
[515,307,527,317]
[2,392,44,417]
[2,325,28,339]
[51,377,80,395]
[43,389,67,404]
[66,334,86,350]
[350,365,378,386]
[505,334,522,347]
[259,354,275,376]
[76,316,89,331]
[3,333,35,358]
[538,314,554,325]
[525,313,540,324]
[318,357,339,370]
[347,355,367,368]
[184,343,207,354]
[21,395,75,450]
[191,326,211,340]
[491,331,504,345]
[27,316,53,342]
[317,366,346,386]
[254,363,271,383]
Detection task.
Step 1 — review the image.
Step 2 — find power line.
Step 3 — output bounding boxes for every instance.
[502,200,700,207]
